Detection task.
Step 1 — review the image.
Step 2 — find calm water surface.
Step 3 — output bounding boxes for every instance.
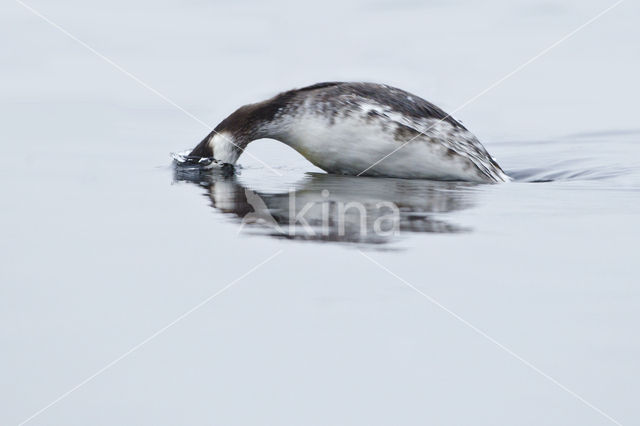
[2,0,639,425]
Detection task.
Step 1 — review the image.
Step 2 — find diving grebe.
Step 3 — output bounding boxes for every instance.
[188,82,509,183]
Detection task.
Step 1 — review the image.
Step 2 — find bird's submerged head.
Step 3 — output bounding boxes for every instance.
[188,103,270,167]
[188,130,244,167]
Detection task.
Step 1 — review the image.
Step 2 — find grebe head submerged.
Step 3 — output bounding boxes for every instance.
[188,104,259,166]
[189,131,242,167]
[185,82,510,183]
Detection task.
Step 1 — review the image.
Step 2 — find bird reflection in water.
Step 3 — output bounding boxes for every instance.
[174,166,477,245]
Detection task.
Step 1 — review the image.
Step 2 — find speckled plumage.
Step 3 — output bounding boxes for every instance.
[190,82,509,183]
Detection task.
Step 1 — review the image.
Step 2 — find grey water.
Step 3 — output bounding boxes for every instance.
[2,0,639,425]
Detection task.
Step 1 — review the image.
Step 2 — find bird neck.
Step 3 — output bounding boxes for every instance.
[190,100,287,164]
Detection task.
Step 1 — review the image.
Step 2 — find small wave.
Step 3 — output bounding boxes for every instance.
[494,130,639,183]
[562,128,640,140]
[171,150,237,178]
[172,150,221,168]
[507,163,631,183]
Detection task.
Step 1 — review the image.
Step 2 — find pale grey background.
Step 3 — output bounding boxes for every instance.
[1,0,639,425]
